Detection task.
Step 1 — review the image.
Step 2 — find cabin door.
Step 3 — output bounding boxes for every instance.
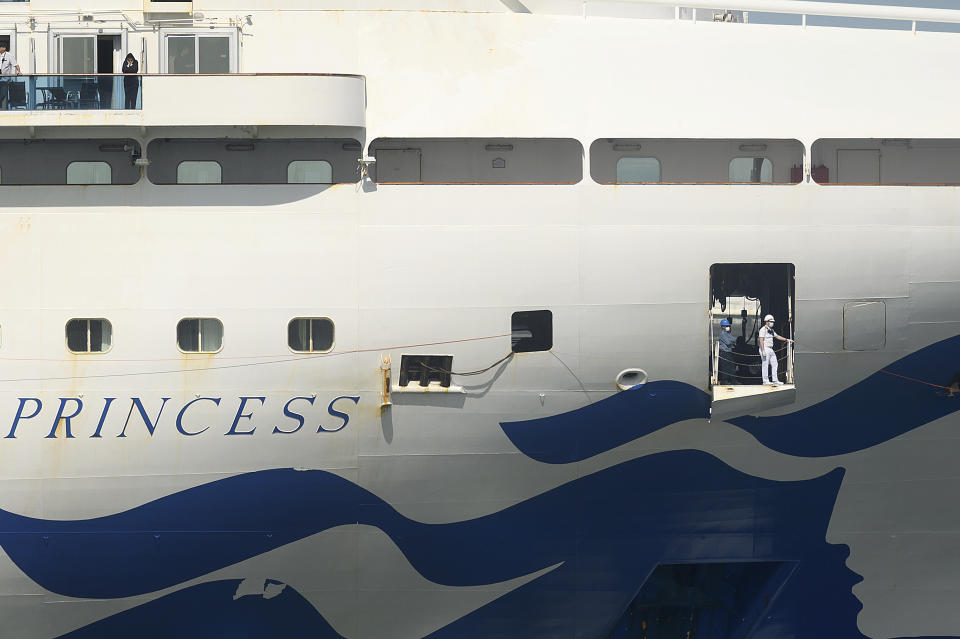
[375,149,422,183]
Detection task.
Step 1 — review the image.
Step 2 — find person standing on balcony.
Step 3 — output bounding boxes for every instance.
[0,44,21,76]
[0,43,21,110]
[758,314,792,386]
[123,54,139,110]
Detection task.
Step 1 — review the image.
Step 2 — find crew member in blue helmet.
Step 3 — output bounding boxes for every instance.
[718,318,737,384]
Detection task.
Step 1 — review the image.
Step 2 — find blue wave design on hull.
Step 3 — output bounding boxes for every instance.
[58,580,344,639]
[499,380,710,464]
[731,335,960,457]
[499,336,960,464]
[2,452,860,638]
[8,336,960,637]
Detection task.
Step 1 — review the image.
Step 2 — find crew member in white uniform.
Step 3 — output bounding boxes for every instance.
[0,43,20,76]
[0,43,20,110]
[758,314,792,386]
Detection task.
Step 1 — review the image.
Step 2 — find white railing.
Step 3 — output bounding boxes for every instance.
[712,339,720,386]
[786,340,794,384]
[599,0,960,28]
[712,339,795,387]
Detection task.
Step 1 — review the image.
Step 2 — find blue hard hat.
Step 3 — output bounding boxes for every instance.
[720,319,731,326]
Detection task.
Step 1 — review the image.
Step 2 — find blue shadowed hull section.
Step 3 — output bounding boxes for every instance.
[58,580,345,639]
[8,454,854,638]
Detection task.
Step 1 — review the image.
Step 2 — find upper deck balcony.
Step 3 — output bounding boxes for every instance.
[0,73,365,131]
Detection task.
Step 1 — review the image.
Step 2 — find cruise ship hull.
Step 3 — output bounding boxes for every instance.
[0,4,959,638]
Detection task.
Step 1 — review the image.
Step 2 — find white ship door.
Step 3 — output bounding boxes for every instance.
[375,149,421,183]
[838,149,880,184]
[59,36,96,73]
[58,35,121,74]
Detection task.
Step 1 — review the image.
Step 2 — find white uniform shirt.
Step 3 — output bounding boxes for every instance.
[0,51,18,76]
[759,325,777,350]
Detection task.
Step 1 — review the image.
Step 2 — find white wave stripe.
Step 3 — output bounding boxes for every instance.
[0,466,358,521]
[0,525,561,639]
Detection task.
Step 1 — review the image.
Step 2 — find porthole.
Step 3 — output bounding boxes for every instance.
[177,318,223,353]
[288,317,334,353]
[66,318,112,353]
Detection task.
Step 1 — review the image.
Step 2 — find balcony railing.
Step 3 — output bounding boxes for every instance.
[0,75,141,111]
[0,73,366,128]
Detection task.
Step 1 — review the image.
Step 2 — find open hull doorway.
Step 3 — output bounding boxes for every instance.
[709,263,796,420]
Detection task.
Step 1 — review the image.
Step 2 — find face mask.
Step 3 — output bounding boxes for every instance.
[723,326,730,332]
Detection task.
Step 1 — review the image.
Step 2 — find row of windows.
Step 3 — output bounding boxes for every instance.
[616,157,774,184]
[0,157,782,186]
[38,160,334,186]
[163,157,770,185]
[12,137,959,186]
[53,318,335,354]
[175,160,333,184]
[3,32,238,75]
[6,311,556,360]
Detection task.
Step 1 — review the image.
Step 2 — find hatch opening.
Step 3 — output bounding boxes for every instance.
[398,354,453,388]
[709,264,796,414]
[606,561,796,639]
[512,310,552,353]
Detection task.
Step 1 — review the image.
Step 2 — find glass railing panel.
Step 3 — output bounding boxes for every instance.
[0,75,141,111]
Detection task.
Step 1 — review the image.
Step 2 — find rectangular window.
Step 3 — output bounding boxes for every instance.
[616,157,661,183]
[177,318,223,353]
[198,36,230,74]
[287,160,333,184]
[66,319,112,353]
[288,318,335,353]
[729,157,773,183]
[399,355,453,388]
[66,161,111,185]
[61,36,95,74]
[163,32,236,73]
[177,161,221,184]
[168,36,196,73]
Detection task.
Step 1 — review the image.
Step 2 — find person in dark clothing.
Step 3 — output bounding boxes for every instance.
[122,53,139,109]
[717,318,737,384]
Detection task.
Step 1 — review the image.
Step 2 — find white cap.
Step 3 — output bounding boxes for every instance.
[764,314,775,322]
